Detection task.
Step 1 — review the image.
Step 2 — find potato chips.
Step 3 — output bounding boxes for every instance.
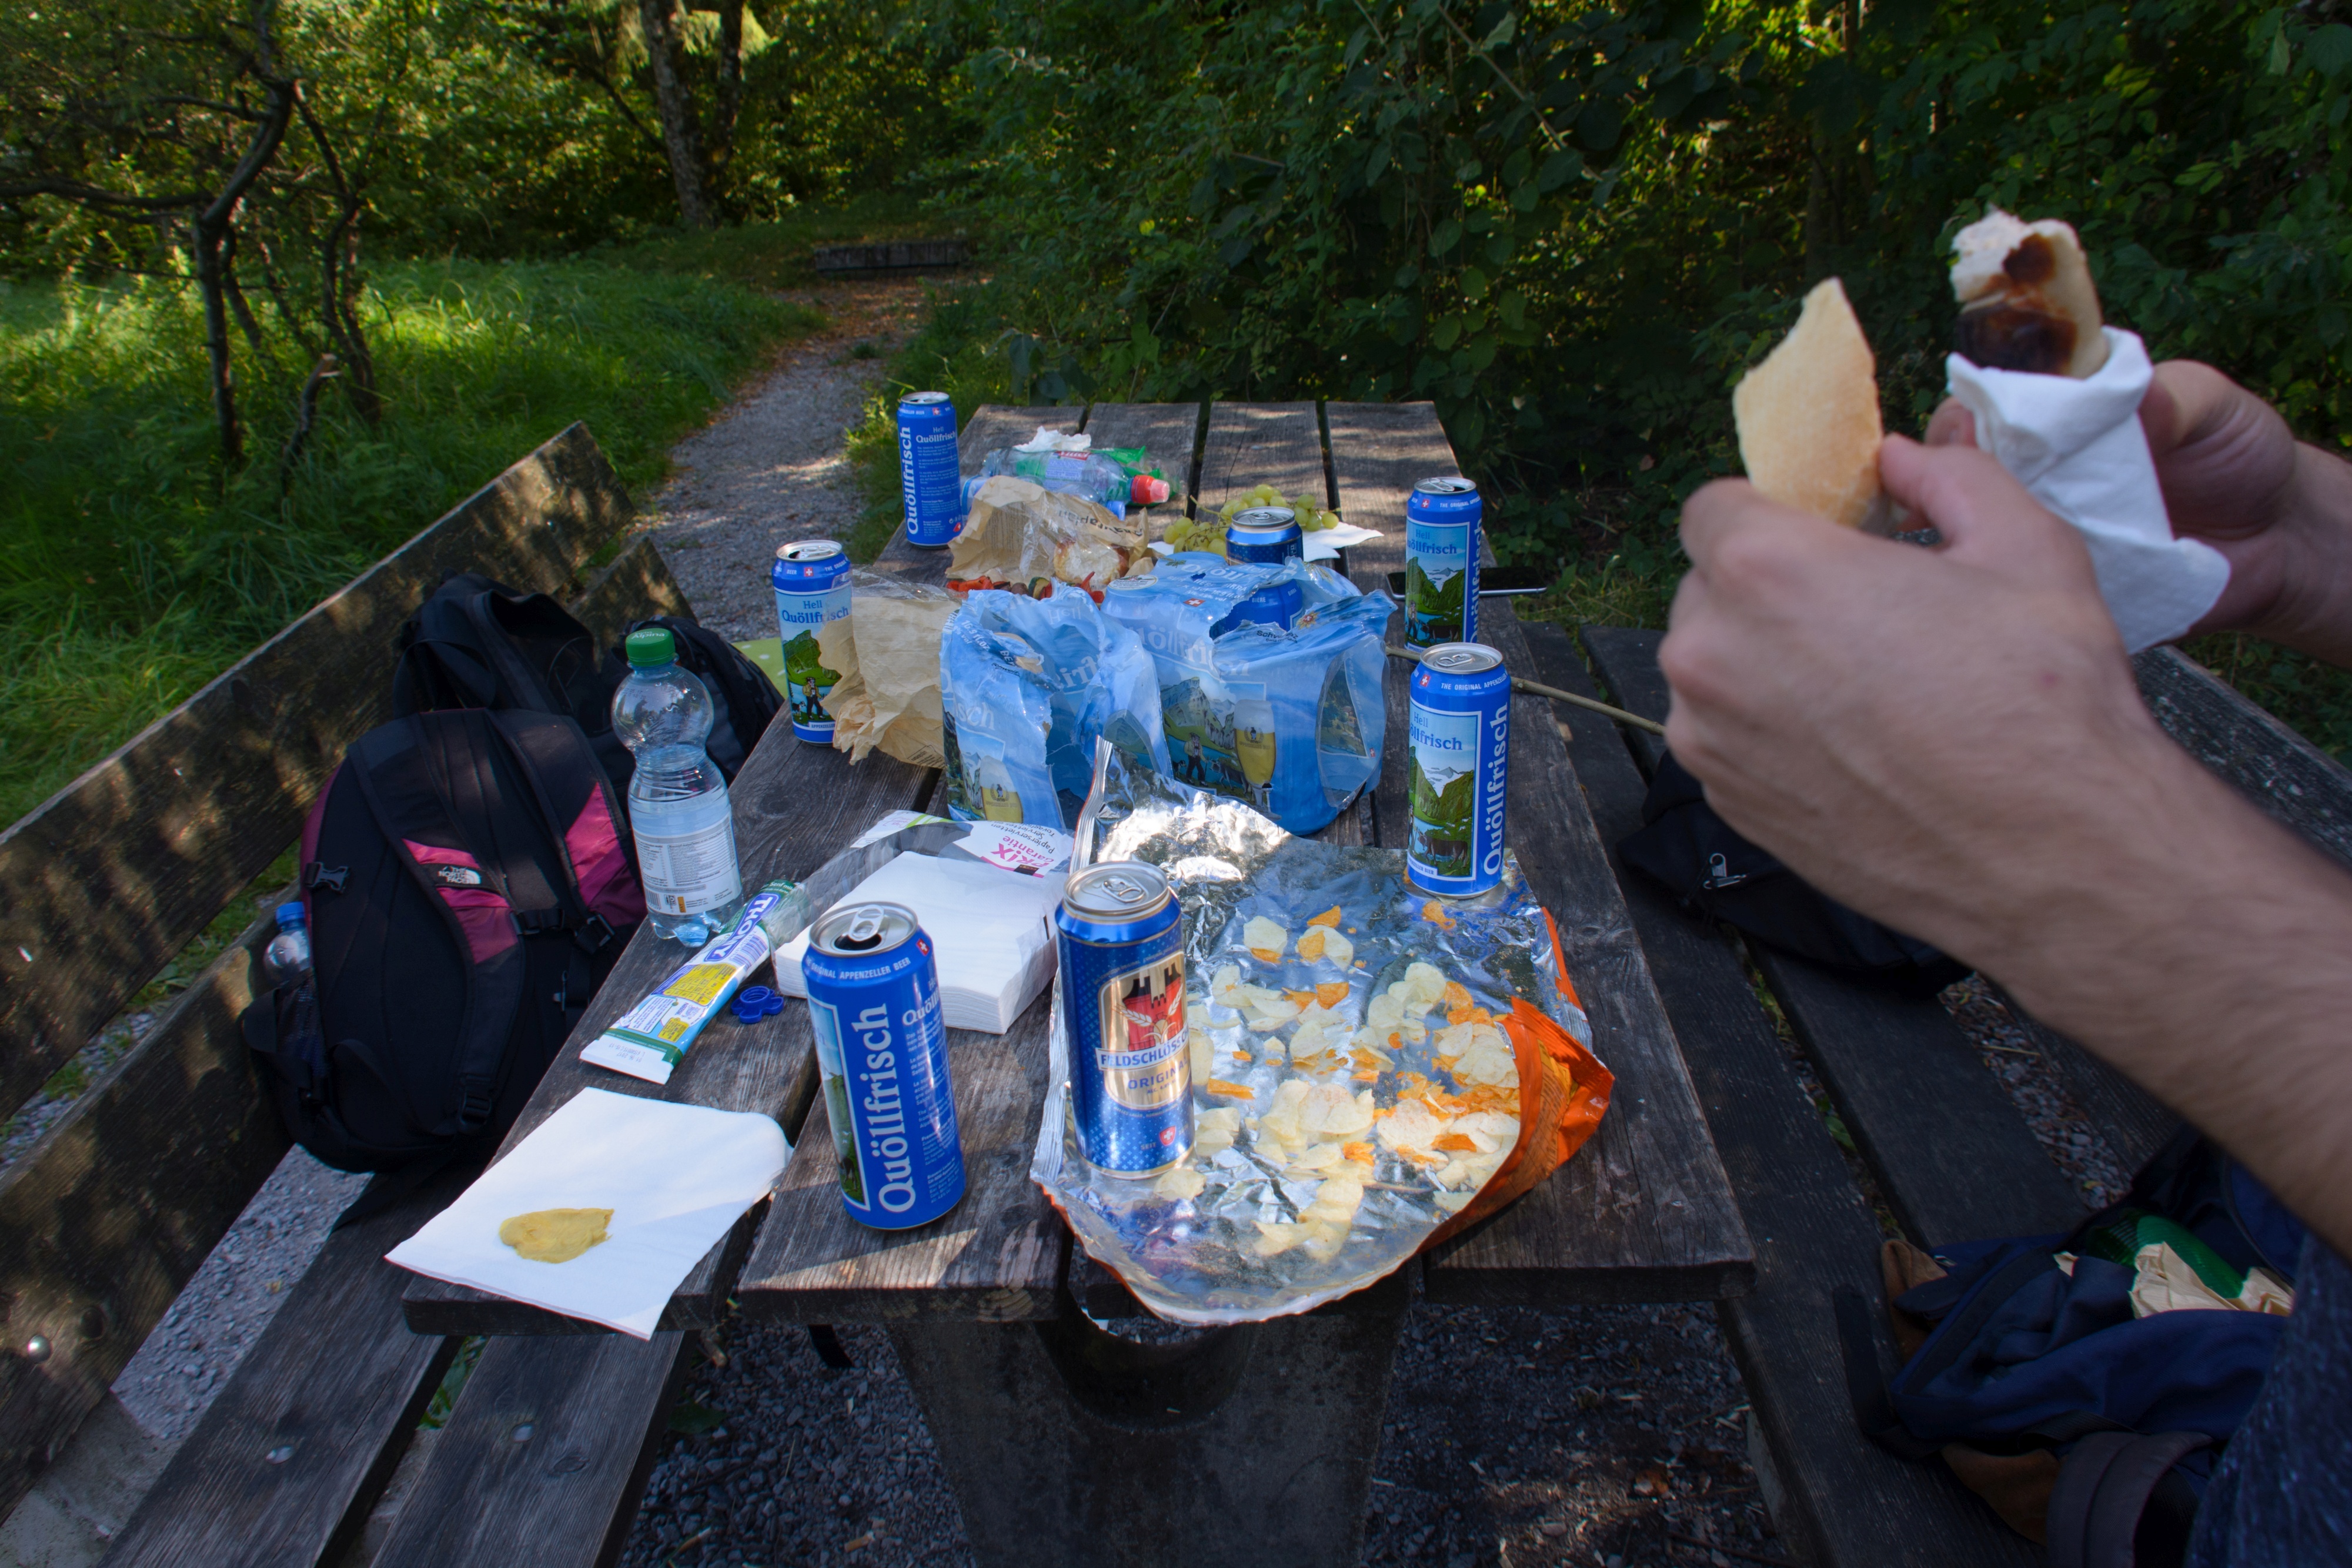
[498,1208,613,1264]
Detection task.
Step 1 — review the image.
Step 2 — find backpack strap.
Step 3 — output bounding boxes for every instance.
[2046,1430,2210,1568]
[1833,1284,1943,1460]
[348,716,531,1136]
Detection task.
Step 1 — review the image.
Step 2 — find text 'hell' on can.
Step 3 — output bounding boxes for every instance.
[1404,477,1481,650]
[803,901,968,1228]
[1055,862,1192,1176]
[1225,506,1304,564]
[1406,642,1511,900]
[772,540,851,745]
[897,392,963,549]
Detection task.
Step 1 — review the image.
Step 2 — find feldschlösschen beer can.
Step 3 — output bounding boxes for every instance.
[1406,642,1511,898]
[1055,862,1192,1176]
[1226,506,1304,564]
[771,539,851,744]
[1404,477,1481,648]
[804,901,967,1228]
[897,391,963,549]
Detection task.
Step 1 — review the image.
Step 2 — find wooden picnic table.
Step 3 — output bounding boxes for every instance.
[402,402,1752,1567]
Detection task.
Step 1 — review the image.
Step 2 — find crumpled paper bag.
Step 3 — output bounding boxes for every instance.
[949,476,1153,597]
[1946,328,2230,651]
[818,569,956,767]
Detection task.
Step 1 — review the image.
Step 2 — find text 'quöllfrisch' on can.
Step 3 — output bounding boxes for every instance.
[897,392,962,549]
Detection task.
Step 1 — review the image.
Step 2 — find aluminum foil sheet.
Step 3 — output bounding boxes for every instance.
[1030,747,1595,1324]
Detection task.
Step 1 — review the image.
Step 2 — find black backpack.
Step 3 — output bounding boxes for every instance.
[391,574,781,792]
[243,708,644,1196]
[1618,750,1969,995]
[619,614,783,783]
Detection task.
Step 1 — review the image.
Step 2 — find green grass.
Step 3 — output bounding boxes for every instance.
[0,253,824,826]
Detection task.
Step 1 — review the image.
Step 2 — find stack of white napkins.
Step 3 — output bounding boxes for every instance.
[385,1088,787,1339]
[773,851,1064,1032]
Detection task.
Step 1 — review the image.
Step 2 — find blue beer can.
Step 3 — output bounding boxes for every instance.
[804,901,967,1229]
[1056,862,1192,1177]
[1211,576,1305,636]
[1404,477,1481,649]
[897,392,963,549]
[1405,642,1511,899]
[1226,506,1303,564]
[771,539,852,744]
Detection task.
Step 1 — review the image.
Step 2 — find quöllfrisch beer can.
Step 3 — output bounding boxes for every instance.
[1404,477,1481,648]
[1226,506,1304,564]
[1405,642,1511,898]
[897,392,963,549]
[804,901,968,1228]
[1056,862,1192,1176]
[771,540,851,744]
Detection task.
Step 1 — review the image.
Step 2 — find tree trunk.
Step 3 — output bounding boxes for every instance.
[192,75,299,466]
[293,89,382,424]
[639,0,714,228]
[709,0,746,188]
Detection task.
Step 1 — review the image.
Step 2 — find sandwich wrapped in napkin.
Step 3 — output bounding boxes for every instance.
[1729,212,2229,651]
[817,569,957,767]
[1030,744,1611,1325]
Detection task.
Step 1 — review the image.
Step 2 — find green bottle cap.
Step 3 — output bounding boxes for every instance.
[625,627,676,668]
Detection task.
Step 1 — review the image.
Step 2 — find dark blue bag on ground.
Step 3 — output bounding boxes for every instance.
[1839,1129,2305,1567]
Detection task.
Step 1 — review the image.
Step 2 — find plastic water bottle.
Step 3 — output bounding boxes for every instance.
[263,902,312,987]
[613,626,744,944]
[970,448,1171,512]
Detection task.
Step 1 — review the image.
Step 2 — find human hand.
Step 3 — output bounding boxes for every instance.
[1661,437,2193,973]
[1928,362,2352,657]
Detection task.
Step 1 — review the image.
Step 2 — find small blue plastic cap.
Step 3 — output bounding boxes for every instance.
[276,901,306,926]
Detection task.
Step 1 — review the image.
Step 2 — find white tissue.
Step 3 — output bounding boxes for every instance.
[1015,427,1091,453]
[1946,329,2229,652]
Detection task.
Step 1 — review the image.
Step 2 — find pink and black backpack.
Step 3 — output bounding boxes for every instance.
[243,707,644,1196]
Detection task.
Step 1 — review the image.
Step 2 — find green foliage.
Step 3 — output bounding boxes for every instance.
[0,257,817,823]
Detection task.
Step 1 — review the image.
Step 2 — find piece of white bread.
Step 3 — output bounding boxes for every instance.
[1950,209,2108,379]
[1732,278,1885,530]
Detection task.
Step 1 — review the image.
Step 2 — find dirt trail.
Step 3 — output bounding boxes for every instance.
[643,278,928,640]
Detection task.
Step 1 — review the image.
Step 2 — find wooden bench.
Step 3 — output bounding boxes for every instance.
[0,423,719,1566]
[1531,621,2347,1565]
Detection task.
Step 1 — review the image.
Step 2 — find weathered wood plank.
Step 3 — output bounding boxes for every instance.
[370,1332,693,1568]
[0,424,633,1119]
[1579,626,2089,1249]
[1194,401,1325,516]
[572,531,695,646]
[403,713,931,1335]
[2136,644,2352,867]
[99,1174,469,1568]
[1322,403,1752,1303]
[1531,623,2033,1568]
[732,992,1067,1323]
[0,905,290,1518]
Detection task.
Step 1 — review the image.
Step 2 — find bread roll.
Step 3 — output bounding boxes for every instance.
[1732,278,1885,530]
[1950,210,2108,379]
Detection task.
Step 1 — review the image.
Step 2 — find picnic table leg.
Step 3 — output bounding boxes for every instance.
[886,1271,1409,1567]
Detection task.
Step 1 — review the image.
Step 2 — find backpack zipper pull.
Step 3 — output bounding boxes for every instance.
[1705,852,1748,890]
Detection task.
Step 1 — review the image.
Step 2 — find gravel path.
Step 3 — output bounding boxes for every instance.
[643,279,926,641]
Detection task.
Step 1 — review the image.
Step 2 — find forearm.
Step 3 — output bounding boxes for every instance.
[1979,744,2352,1258]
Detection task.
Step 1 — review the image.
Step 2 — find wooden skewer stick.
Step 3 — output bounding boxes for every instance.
[1383,644,1668,737]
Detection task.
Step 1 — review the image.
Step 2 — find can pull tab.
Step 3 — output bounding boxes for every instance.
[836,908,888,951]
[1703,852,1748,890]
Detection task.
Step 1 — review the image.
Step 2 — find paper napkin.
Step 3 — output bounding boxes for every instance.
[1946,328,2229,652]
[385,1088,787,1339]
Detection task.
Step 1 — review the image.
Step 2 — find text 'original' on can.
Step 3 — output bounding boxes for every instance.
[804,902,967,1229]
[1055,862,1192,1177]
[771,540,852,744]
[897,392,963,549]
[1404,477,1481,649]
[1406,642,1511,899]
[1226,506,1304,564]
